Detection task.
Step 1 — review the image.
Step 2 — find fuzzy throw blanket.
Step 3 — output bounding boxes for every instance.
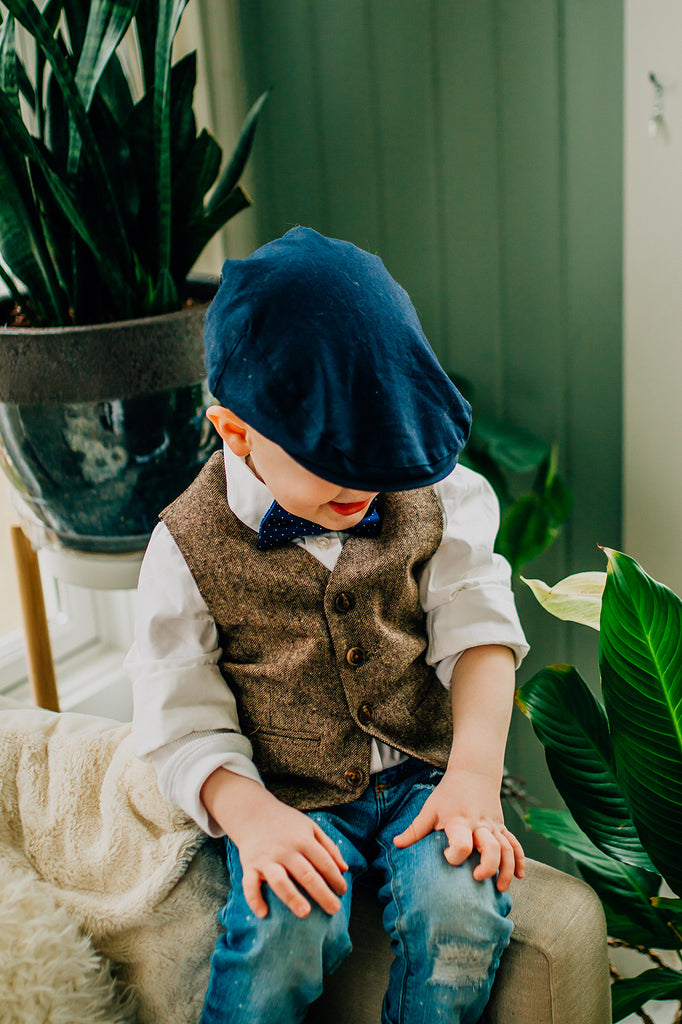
[0,697,226,1023]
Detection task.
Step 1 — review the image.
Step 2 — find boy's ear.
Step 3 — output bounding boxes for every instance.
[206,406,251,457]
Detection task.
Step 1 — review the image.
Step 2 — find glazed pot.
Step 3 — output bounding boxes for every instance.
[0,280,219,553]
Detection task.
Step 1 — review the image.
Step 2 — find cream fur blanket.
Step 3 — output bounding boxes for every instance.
[0,697,226,1023]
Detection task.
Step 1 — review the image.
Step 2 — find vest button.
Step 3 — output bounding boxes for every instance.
[346,646,367,667]
[344,767,365,788]
[357,702,374,725]
[334,591,355,613]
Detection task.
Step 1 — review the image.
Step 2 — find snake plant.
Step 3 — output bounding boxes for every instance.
[518,550,682,1021]
[0,0,266,326]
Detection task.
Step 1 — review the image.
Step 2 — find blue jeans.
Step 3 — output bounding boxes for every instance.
[200,758,513,1024]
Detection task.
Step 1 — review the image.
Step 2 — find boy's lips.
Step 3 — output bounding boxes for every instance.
[328,499,370,517]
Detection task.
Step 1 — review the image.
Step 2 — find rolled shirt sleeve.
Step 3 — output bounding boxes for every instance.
[126,522,263,836]
[423,465,530,685]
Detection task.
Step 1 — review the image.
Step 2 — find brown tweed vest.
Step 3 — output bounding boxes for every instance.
[161,452,453,810]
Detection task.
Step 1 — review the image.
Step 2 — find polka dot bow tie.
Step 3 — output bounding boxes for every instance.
[258,498,382,551]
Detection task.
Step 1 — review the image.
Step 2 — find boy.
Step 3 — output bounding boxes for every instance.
[127,227,529,1024]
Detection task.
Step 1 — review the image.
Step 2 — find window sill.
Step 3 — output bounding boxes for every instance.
[4,641,133,721]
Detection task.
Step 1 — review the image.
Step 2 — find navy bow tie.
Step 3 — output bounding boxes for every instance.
[258,498,381,551]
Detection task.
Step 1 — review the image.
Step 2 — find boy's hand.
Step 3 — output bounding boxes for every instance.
[392,767,525,892]
[201,768,348,919]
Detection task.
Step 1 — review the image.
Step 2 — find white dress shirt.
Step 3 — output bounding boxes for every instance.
[126,444,529,836]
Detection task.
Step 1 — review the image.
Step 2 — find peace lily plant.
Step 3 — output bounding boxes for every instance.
[0,0,266,326]
[518,550,682,1022]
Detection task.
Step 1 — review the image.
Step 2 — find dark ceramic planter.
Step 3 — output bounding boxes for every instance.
[0,281,220,553]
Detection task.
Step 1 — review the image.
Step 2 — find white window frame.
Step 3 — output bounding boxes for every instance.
[0,564,135,720]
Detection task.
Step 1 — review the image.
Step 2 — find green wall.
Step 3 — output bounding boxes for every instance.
[233,0,623,863]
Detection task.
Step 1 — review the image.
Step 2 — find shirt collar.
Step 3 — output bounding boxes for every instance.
[221,441,274,534]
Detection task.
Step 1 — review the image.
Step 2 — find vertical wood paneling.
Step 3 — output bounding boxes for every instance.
[236,0,327,241]
[431,0,504,409]
[308,1,382,246]
[494,0,565,442]
[362,0,442,344]
[563,0,623,582]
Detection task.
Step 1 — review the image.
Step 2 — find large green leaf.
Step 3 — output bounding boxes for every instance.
[517,666,656,871]
[527,808,678,947]
[599,903,682,950]
[495,446,571,572]
[600,549,682,895]
[611,967,682,1022]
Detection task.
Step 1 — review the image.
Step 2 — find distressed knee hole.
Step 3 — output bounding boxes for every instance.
[428,939,497,989]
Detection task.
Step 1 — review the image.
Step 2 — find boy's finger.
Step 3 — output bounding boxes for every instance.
[494,837,516,892]
[242,867,269,918]
[443,823,474,865]
[393,808,434,848]
[504,828,526,878]
[312,824,349,873]
[289,853,342,915]
[472,827,502,880]
[266,864,312,919]
[305,841,348,897]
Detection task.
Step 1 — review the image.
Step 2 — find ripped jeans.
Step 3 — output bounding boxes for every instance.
[200,758,513,1024]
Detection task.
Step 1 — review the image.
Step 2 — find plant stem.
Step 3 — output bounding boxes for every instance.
[608,938,669,970]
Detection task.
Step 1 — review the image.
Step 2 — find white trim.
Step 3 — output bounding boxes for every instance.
[0,568,136,722]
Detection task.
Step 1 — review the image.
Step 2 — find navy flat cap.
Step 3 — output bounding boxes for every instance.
[204,227,471,491]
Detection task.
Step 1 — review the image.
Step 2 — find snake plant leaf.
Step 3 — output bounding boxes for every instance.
[75,0,139,112]
[186,184,252,274]
[0,84,134,317]
[171,129,222,282]
[0,11,36,116]
[522,571,606,631]
[0,261,23,307]
[3,0,135,282]
[69,0,140,169]
[517,666,656,870]
[611,967,682,1022]
[134,0,160,92]
[0,103,68,322]
[151,0,191,286]
[599,548,682,895]
[526,808,679,947]
[34,0,65,142]
[0,13,19,110]
[174,128,222,221]
[167,51,199,159]
[206,89,270,214]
